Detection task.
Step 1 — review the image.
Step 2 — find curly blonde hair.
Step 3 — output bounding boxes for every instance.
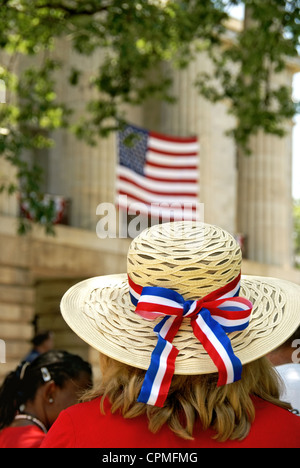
[82,353,291,442]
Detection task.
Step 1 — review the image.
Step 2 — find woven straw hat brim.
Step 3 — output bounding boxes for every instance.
[60,273,300,375]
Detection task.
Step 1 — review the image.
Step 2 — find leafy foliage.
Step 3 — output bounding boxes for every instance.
[0,0,299,232]
[196,0,300,153]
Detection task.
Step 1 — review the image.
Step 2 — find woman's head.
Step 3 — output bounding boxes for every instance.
[31,330,54,354]
[0,350,92,430]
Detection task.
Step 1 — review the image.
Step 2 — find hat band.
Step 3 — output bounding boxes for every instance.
[128,273,253,407]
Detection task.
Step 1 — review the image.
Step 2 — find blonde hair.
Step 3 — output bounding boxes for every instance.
[82,354,291,442]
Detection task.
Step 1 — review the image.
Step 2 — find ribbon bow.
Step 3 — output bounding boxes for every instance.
[128,273,253,407]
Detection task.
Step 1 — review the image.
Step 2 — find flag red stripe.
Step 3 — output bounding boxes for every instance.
[147,147,198,157]
[145,160,198,170]
[145,174,198,183]
[149,131,198,144]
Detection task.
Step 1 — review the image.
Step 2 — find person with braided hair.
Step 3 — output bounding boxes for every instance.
[0,350,92,448]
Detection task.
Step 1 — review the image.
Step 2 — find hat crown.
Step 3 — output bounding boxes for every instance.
[127,222,242,300]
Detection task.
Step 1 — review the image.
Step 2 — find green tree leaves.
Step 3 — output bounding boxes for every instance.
[0,0,299,232]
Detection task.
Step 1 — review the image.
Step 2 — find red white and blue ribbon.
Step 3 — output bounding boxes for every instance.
[128,273,253,407]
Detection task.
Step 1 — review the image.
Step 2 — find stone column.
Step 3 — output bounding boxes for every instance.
[157,52,238,235]
[237,128,293,266]
[48,39,117,231]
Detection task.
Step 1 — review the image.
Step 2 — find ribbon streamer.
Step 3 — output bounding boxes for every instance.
[128,273,253,407]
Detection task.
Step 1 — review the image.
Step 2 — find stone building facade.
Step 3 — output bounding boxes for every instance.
[0,20,299,383]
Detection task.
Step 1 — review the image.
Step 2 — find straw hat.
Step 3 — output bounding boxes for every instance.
[61,222,300,376]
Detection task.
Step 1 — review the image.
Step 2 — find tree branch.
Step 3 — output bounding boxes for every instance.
[33,1,111,16]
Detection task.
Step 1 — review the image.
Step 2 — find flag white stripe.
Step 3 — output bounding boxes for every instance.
[144,165,197,179]
[148,136,199,154]
[146,150,198,167]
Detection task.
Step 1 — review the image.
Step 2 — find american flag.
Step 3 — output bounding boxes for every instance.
[116,123,200,221]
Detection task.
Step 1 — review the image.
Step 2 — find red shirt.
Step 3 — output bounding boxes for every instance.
[40,396,300,448]
[0,425,46,448]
